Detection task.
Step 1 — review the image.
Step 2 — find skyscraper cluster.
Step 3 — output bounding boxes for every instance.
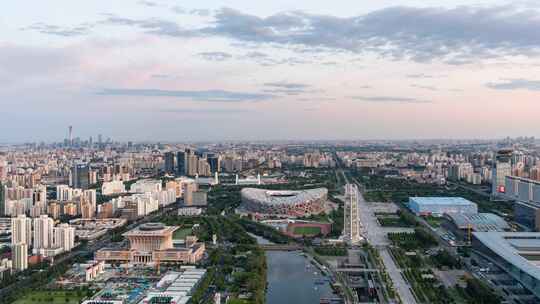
[169,149,219,177]
[11,214,75,270]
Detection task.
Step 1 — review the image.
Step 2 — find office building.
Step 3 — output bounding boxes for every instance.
[71,164,90,189]
[343,184,362,245]
[408,197,478,216]
[207,154,220,173]
[187,153,199,176]
[164,152,175,174]
[11,214,32,245]
[177,151,186,176]
[505,176,540,203]
[12,243,28,271]
[492,149,512,197]
[505,176,540,230]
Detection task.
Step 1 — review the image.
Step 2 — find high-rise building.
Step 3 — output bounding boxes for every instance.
[176,151,186,176]
[33,215,54,251]
[47,202,61,219]
[81,201,95,219]
[83,189,97,213]
[207,154,220,173]
[182,180,199,206]
[492,150,513,197]
[164,152,175,174]
[12,243,28,271]
[343,184,362,245]
[531,167,540,182]
[187,153,199,176]
[11,214,32,245]
[54,223,75,252]
[71,164,90,189]
[197,158,211,176]
[0,182,5,216]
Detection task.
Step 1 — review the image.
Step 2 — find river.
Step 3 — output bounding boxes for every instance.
[250,234,336,304]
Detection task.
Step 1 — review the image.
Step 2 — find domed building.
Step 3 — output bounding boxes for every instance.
[239,188,328,217]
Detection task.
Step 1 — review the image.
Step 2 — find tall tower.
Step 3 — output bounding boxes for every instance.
[68,126,73,146]
[0,182,5,217]
[343,183,361,245]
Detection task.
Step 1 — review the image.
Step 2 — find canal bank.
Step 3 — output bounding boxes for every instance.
[249,234,337,304]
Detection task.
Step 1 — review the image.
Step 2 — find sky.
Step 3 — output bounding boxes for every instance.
[2,0,540,142]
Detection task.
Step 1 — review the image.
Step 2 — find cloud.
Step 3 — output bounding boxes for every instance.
[171,6,212,16]
[96,88,276,102]
[25,5,540,63]
[138,1,158,7]
[486,78,540,91]
[411,84,438,91]
[406,74,435,79]
[151,74,173,79]
[263,82,310,89]
[262,89,304,95]
[297,97,336,102]
[262,82,312,95]
[201,6,540,63]
[20,23,92,37]
[198,51,233,61]
[101,16,194,37]
[189,9,211,16]
[158,108,251,114]
[351,96,432,103]
[243,51,269,59]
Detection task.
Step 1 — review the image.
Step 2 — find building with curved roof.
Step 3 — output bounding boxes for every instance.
[239,188,328,217]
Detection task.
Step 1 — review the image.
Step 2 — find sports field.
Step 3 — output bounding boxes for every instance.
[14,291,86,304]
[293,226,322,236]
[173,228,193,240]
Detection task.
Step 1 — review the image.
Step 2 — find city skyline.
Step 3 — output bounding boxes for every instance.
[3,0,540,141]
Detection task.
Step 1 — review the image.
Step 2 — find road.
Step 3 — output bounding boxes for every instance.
[341,170,417,304]
[356,187,417,304]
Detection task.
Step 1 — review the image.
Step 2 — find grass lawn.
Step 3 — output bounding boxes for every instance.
[14,291,86,304]
[293,226,321,236]
[173,228,193,240]
[425,216,443,228]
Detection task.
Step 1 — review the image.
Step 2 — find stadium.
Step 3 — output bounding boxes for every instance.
[239,188,328,217]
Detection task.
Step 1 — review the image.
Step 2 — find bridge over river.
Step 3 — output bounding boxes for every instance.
[259,244,302,251]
